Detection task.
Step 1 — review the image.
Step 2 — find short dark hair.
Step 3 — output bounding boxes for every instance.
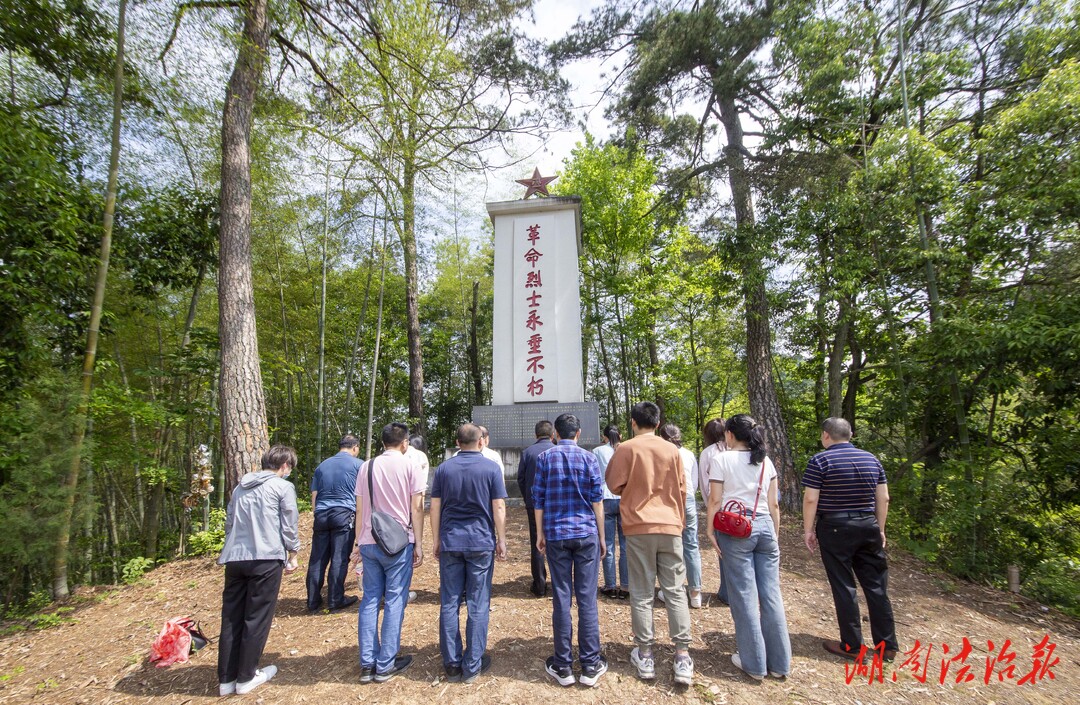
[822,417,853,442]
[658,423,683,447]
[409,434,428,453]
[381,422,410,448]
[262,445,297,470]
[456,423,481,446]
[535,420,554,439]
[554,413,580,440]
[631,401,661,430]
[339,434,360,450]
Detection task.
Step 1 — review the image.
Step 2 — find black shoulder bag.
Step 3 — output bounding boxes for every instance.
[367,458,410,556]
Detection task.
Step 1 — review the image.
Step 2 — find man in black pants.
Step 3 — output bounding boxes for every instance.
[802,417,899,661]
[306,435,362,612]
[517,420,554,596]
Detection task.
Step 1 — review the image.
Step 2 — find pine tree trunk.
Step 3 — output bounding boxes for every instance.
[717,92,798,511]
[218,0,271,493]
[52,0,127,599]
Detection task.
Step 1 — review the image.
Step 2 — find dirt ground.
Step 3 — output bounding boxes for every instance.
[0,508,1076,704]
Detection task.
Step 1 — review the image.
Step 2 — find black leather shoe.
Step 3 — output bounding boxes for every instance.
[444,665,462,682]
[329,595,359,611]
[374,655,413,683]
[307,599,323,613]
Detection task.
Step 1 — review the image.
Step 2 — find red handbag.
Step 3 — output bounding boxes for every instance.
[713,462,766,538]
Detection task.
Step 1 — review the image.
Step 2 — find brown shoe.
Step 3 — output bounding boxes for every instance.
[883,649,897,663]
[822,640,862,660]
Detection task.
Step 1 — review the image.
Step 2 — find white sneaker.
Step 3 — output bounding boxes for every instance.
[731,653,764,681]
[219,681,236,696]
[656,589,666,603]
[630,647,655,680]
[689,591,702,609]
[408,590,417,604]
[673,654,694,686]
[235,665,277,695]
[579,658,608,687]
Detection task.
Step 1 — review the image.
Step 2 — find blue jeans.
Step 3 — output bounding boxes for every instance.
[358,543,414,674]
[547,534,602,668]
[716,516,791,677]
[439,550,494,677]
[683,495,702,592]
[306,507,355,609]
[602,499,628,588]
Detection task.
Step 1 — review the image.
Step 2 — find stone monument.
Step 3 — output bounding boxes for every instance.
[471,170,601,490]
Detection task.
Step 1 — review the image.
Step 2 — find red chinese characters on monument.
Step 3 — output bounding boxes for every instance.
[522,222,545,397]
[841,635,1057,688]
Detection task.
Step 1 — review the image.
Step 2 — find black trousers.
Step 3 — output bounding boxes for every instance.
[816,514,898,652]
[525,507,547,595]
[306,507,356,609]
[218,559,284,684]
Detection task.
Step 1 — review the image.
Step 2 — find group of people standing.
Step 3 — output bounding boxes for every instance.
[214,403,898,695]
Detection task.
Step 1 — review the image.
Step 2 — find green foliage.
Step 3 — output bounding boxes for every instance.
[0,0,114,84]
[188,509,227,556]
[1025,557,1080,618]
[0,109,98,390]
[122,557,155,584]
[27,606,75,631]
[0,371,77,604]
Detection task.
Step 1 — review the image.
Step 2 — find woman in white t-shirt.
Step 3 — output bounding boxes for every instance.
[594,425,628,598]
[698,418,728,603]
[659,423,703,608]
[706,414,791,680]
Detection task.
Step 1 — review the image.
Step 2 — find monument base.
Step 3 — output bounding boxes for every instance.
[472,401,602,449]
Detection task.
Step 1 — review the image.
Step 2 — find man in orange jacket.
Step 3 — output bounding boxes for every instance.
[605,401,693,686]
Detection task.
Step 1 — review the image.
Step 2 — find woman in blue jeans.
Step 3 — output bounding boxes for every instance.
[659,423,703,608]
[593,425,628,598]
[706,414,791,680]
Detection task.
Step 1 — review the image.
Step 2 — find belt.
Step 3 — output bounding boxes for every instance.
[818,511,874,520]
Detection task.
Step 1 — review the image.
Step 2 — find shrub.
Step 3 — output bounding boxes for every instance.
[188,508,226,556]
[1024,557,1080,619]
[122,556,155,584]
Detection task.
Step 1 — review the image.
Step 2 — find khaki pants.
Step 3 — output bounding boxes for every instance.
[625,533,691,649]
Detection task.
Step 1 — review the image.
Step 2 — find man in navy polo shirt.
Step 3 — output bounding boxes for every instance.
[430,423,508,684]
[306,434,363,612]
[802,417,898,661]
[534,413,607,687]
[517,419,555,597]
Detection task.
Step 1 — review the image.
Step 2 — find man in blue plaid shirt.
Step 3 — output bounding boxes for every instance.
[533,413,608,687]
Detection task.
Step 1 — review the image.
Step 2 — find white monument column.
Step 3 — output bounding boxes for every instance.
[487,196,584,406]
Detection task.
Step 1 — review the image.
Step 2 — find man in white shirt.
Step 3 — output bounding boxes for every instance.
[478,425,504,471]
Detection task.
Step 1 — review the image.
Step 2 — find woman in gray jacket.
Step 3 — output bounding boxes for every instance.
[217,445,301,696]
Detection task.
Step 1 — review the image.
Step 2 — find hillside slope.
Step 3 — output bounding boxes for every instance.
[0,511,1075,704]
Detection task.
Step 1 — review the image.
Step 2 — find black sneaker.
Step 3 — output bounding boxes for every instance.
[374,655,413,683]
[579,657,608,687]
[545,656,575,686]
[462,654,492,684]
[359,666,374,684]
[444,664,462,682]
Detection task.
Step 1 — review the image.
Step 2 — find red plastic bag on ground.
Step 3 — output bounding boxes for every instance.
[149,617,193,667]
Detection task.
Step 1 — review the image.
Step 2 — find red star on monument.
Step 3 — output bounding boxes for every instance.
[516,167,557,199]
